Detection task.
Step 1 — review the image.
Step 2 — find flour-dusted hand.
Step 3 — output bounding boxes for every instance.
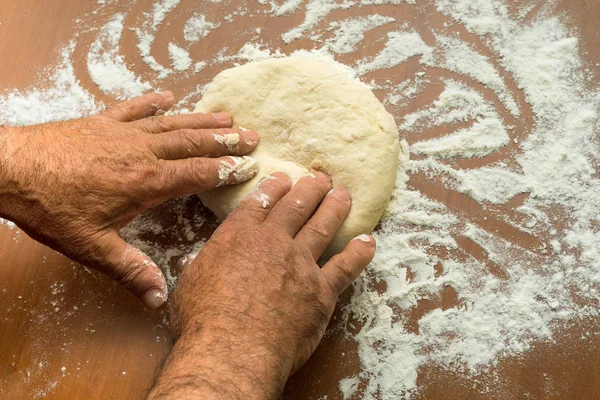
[149,173,376,399]
[0,91,260,309]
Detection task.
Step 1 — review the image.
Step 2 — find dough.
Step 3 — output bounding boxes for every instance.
[195,56,401,258]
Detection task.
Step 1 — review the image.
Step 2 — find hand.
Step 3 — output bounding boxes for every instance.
[0,91,260,309]
[149,172,376,399]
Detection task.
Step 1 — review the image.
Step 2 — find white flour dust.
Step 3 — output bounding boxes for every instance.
[184,13,218,42]
[0,0,599,398]
[88,13,153,99]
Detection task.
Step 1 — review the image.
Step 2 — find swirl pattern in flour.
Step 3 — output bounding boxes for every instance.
[1,0,599,398]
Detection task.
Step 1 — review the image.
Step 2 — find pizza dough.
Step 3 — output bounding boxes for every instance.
[195,56,401,258]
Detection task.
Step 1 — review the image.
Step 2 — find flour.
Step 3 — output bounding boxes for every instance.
[265,0,303,16]
[0,44,100,125]
[411,117,509,159]
[216,156,259,186]
[357,31,432,75]
[338,375,360,398]
[134,0,183,79]
[361,0,415,4]
[281,0,354,44]
[430,34,520,117]
[183,14,217,42]
[167,43,192,71]
[1,0,600,399]
[400,79,495,129]
[151,0,181,30]
[326,15,395,54]
[135,30,170,77]
[213,133,240,151]
[87,14,152,99]
[194,61,207,72]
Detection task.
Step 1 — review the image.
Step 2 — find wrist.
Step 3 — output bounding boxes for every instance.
[150,323,290,399]
[0,126,20,220]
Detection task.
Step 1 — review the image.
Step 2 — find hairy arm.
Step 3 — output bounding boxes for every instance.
[148,172,376,399]
[0,93,260,308]
[150,323,288,399]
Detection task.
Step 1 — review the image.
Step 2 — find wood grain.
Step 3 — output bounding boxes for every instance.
[0,0,598,399]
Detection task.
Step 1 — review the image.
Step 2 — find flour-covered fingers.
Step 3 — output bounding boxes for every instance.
[133,111,232,133]
[149,128,259,160]
[100,92,175,122]
[153,156,259,198]
[321,235,376,295]
[230,172,292,223]
[295,187,352,260]
[265,172,332,237]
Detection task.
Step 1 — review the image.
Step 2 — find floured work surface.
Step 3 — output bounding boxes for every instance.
[0,0,600,399]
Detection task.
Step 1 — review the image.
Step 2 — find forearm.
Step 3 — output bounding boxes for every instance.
[0,125,43,228]
[0,125,20,221]
[148,323,290,400]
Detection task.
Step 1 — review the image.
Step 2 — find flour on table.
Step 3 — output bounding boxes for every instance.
[167,43,192,71]
[87,14,152,99]
[325,15,395,54]
[0,0,599,398]
[184,13,217,42]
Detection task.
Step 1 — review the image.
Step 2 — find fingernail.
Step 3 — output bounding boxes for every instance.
[142,288,167,309]
[329,187,351,201]
[239,127,259,144]
[353,234,375,246]
[158,91,174,102]
[211,111,231,123]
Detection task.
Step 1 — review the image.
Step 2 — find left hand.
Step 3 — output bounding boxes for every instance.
[0,91,260,308]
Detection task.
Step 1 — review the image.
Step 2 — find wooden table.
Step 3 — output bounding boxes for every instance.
[0,1,599,398]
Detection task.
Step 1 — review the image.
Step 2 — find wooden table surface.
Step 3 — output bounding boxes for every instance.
[0,1,599,399]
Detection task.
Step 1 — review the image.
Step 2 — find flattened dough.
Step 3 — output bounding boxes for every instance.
[195,56,401,257]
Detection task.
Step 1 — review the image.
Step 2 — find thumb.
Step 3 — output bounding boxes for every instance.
[96,232,168,309]
[321,234,376,296]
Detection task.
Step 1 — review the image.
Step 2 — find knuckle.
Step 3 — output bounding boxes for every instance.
[194,113,210,126]
[327,206,348,225]
[181,129,206,153]
[232,202,265,221]
[113,262,146,290]
[189,159,214,187]
[155,117,174,132]
[137,162,160,182]
[329,257,354,289]
[304,222,331,241]
[283,198,308,217]
[313,301,331,324]
[125,102,143,117]
[153,159,168,179]
[299,297,331,341]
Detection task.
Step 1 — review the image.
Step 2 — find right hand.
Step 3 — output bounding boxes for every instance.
[151,172,376,399]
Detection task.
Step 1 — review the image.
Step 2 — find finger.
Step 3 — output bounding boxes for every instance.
[96,232,168,309]
[149,128,259,160]
[264,172,332,237]
[132,111,233,133]
[295,187,352,260]
[154,156,260,198]
[321,235,376,296]
[100,91,175,122]
[229,172,293,223]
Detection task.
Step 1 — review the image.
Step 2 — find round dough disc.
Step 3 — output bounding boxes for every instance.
[195,56,401,258]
